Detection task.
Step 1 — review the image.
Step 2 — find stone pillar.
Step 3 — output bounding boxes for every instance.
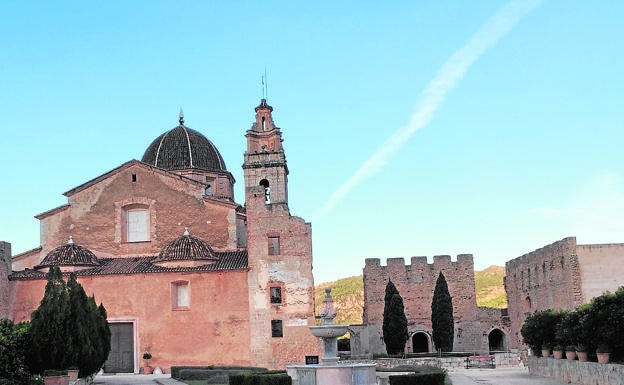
[0,241,12,318]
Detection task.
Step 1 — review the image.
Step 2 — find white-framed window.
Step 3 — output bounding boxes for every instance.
[172,281,190,309]
[126,208,149,242]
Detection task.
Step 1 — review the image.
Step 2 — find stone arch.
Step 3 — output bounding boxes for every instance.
[409,330,431,353]
[488,328,506,352]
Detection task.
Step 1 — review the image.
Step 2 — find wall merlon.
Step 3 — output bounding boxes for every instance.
[410,256,428,266]
[433,255,451,265]
[387,257,406,267]
[457,254,474,265]
[365,258,381,266]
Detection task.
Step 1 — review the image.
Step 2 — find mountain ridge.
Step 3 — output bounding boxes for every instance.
[314,265,507,326]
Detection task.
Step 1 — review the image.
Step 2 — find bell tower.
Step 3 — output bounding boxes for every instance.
[243,99,288,206]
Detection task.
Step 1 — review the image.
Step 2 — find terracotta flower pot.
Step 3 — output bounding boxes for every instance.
[565,350,576,360]
[553,350,563,359]
[597,352,610,364]
[66,369,79,381]
[143,366,154,374]
[576,351,588,362]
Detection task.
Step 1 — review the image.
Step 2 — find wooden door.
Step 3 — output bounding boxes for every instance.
[104,322,134,373]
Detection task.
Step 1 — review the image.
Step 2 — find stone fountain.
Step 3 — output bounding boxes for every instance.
[287,288,376,385]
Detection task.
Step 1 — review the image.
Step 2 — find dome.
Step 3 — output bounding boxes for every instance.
[37,236,100,269]
[141,112,227,172]
[154,229,219,264]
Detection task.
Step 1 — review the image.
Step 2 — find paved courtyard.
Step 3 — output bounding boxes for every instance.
[448,368,571,385]
[94,368,572,385]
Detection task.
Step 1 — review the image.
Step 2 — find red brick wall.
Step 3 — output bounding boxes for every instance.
[505,237,580,348]
[38,163,239,261]
[245,187,321,368]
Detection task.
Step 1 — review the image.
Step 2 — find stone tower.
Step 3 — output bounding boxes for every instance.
[0,241,12,318]
[243,98,288,205]
[243,99,320,367]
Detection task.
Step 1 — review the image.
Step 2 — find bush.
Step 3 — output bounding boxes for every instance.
[389,371,445,385]
[521,309,563,355]
[229,372,292,385]
[0,319,31,385]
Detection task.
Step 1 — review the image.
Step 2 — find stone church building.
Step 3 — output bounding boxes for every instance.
[0,99,320,373]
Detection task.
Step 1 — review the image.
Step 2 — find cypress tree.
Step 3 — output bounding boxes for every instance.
[382,279,408,355]
[28,266,70,373]
[27,268,111,377]
[431,272,454,352]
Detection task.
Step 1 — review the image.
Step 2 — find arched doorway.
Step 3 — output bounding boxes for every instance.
[488,329,505,352]
[411,332,429,353]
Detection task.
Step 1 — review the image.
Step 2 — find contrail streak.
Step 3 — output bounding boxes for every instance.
[314,0,543,220]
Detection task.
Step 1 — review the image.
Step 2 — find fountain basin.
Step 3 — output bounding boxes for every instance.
[309,325,348,339]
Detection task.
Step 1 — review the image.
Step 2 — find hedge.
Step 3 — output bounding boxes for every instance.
[389,372,445,385]
[229,372,292,385]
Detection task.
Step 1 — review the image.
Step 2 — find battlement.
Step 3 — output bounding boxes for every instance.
[364,254,474,270]
[506,237,577,270]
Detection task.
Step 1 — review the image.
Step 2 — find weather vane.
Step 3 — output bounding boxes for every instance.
[261,67,268,100]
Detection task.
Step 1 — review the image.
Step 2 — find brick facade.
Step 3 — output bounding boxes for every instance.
[360,255,509,355]
[505,237,624,350]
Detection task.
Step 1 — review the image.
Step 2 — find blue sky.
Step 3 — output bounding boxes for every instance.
[1,1,622,284]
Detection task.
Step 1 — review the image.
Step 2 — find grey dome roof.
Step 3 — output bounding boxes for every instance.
[154,229,219,263]
[141,114,227,172]
[37,237,100,268]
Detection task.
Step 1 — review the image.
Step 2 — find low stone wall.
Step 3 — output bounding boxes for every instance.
[529,356,624,385]
[343,351,521,370]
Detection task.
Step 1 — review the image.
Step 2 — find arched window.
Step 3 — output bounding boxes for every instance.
[260,179,270,204]
[524,296,532,312]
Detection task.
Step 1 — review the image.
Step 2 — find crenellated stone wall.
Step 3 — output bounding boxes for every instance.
[362,255,508,355]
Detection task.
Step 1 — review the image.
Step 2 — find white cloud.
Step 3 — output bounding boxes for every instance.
[314,0,544,220]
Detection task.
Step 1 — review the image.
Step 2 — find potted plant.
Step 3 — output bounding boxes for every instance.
[565,345,576,360]
[142,352,153,374]
[541,344,551,358]
[42,370,69,385]
[552,345,564,359]
[66,367,79,381]
[596,344,611,364]
[576,344,588,362]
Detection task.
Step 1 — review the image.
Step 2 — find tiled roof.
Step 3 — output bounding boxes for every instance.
[9,250,248,281]
[142,121,228,172]
[36,239,101,269]
[154,232,219,263]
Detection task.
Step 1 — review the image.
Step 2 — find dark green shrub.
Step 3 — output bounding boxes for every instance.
[27,267,110,377]
[172,366,267,379]
[383,279,408,354]
[520,309,563,355]
[229,372,292,385]
[0,319,31,385]
[388,371,445,385]
[431,272,454,352]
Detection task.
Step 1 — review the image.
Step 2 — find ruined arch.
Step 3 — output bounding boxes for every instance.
[488,328,506,352]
